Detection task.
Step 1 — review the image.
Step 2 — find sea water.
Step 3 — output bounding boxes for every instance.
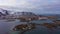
[0,19,60,34]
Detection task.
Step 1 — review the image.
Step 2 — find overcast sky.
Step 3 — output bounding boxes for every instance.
[0,0,60,14]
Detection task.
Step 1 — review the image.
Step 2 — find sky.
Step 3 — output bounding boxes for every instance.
[0,0,60,14]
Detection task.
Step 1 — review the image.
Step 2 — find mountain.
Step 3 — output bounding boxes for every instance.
[0,8,10,16]
[13,12,37,16]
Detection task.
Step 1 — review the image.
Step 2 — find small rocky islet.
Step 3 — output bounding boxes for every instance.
[12,19,60,34]
[13,23,36,31]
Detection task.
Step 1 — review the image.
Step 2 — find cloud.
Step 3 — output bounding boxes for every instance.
[0,0,15,6]
[0,0,60,14]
